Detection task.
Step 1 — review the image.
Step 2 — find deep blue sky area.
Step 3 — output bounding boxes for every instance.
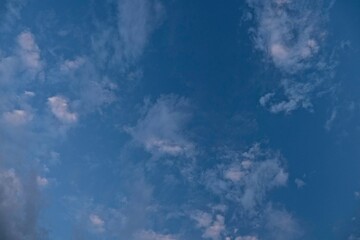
[0,0,360,240]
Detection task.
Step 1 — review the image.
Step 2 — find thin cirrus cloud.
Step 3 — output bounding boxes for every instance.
[126,95,195,158]
[246,0,334,114]
[92,0,164,68]
[203,144,288,213]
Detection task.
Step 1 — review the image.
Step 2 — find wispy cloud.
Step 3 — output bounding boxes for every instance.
[204,144,288,213]
[0,0,26,31]
[91,0,165,68]
[126,95,195,158]
[247,0,325,73]
[246,0,336,114]
[191,211,226,240]
[259,79,317,114]
[264,205,303,240]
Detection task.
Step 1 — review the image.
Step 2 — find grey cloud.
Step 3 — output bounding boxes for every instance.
[0,0,26,31]
[0,168,47,240]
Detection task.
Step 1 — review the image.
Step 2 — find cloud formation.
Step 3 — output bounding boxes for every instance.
[127,95,195,158]
[0,168,46,240]
[92,0,164,68]
[246,0,335,114]
[204,144,288,212]
[247,0,325,73]
[48,96,78,123]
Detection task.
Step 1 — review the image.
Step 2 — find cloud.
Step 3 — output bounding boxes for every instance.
[246,0,325,73]
[48,96,78,123]
[17,31,43,72]
[0,0,26,31]
[0,30,43,85]
[60,57,85,73]
[247,0,336,114]
[91,0,164,68]
[117,0,164,61]
[235,236,258,240]
[2,109,33,126]
[134,230,177,240]
[294,178,306,189]
[36,176,49,187]
[264,205,303,240]
[259,78,316,114]
[89,214,105,233]
[191,211,226,240]
[0,168,46,240]
[324,108,337,131]
[204,144,288,212]
[126,95,195,158]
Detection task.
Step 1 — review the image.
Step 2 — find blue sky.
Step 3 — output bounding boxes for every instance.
[0,0,360,239]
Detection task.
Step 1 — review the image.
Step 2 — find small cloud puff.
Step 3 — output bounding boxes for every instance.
[2,109,33,126]
[36,176,49,187]
[48,96,78,123]
[89,214,105,233]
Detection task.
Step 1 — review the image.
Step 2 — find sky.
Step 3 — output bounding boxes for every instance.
[0,0,360,239]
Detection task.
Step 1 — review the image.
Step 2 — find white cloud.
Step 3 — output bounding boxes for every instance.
[91,0,164,67]
[127,95,195,158]
[235,236,258,240]
[117,0,164,61]
[89,213,105,233]
[0,168,43,239]
[204,144,288,212]
[294,178,306,189]
[192,211,226,240]
[48,96,78,123]
[60,57,86,72]
[36,176,49,187]
[324,108,337,131]
[0,0,26,31]
[2,109,32,126]
[247,0,324,73]
[247,0,335,114]
[17,31,42,72]
[264,205,303,240]
[260,79,316,114]
[135,230,177,240]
